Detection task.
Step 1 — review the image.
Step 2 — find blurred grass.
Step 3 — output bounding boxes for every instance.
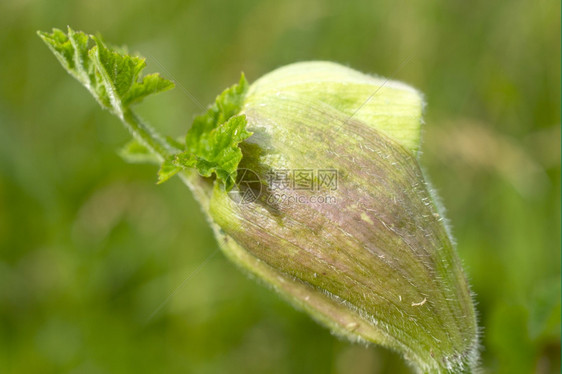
[0,0,559,373]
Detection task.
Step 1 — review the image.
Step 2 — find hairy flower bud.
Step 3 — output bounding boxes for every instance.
[186,62,479,373]
[40,28,478,373]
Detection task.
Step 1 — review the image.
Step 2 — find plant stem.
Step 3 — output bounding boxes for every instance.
[118,107,214,206]
[120,108,176,162]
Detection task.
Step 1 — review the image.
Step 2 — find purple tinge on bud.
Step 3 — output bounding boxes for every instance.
[193,62,478,373]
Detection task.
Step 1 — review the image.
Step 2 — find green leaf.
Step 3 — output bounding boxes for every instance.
[37,27,174,114]
[157,157,185,184]
[165,114,251,189]
[89,35,174,113]
[39,26,178,170]
[171,74,251,189]
[185,74,248,151]
[191,115,251,189]
[40,27,252,187]
[216,73,249,123]
[156,151,200,184]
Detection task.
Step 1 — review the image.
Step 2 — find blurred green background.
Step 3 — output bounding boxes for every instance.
[0,0,560,373]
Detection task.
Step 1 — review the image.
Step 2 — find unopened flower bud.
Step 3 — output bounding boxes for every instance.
[188,62,479,373]
[38,31,478,371]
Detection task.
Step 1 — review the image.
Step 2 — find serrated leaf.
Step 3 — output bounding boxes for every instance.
[123,73,176,106]
[179,115,251,190]
[39,26,179,178]
[216,73,248,123]
[178,74,251,189]
[38,27,174,115]
[40,27,252,187]
[89,36,174,114]
[185,74,248,151]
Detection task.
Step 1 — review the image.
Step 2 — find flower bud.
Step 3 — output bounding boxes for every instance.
[37,28,478,372]
[187,62,478,373]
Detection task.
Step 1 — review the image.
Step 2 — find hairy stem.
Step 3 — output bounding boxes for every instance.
[120,109,175,162]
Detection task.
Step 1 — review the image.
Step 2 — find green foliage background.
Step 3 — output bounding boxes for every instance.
[0,0,559,373]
